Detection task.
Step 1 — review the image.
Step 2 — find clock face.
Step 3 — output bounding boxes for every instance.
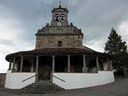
[57,22,62,26]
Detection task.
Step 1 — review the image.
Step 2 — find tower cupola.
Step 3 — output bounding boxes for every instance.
[51,4,69,26]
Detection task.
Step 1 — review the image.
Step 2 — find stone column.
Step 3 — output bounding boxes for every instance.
[9,62,11,70]
[96,56,99,71]
[31,56,34,72]
[20,56,23,72]
[12,57,16,72]
[52,55,55,73]
[51,55,55,82]
[107,58,109,71]
[31,62,34,72]
[107,58,111,71]
[83,55,87,72]
[36,56,39,81]
[67,55,71,73]
[10,62,13,70]
[107,58,112,71]
[109,60,113,71]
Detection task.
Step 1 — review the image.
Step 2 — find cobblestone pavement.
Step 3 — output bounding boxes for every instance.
[0,77,128,96]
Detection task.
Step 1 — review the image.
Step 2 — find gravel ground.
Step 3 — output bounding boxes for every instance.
[0,77,128,96]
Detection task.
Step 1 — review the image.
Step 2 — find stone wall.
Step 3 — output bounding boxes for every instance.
[36,35,83,49]
[0,73,6,87]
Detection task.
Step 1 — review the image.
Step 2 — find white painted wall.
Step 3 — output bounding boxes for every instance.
[53,71,115,89]
[5,70,36,89]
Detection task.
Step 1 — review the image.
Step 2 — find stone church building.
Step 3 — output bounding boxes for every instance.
[5,4,114,89]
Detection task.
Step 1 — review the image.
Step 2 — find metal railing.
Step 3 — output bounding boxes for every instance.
[22,74,66,83]
[22,74,36,82]
[53,75,66,82]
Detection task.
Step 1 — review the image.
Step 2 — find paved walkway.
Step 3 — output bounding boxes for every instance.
[0,77,128,96]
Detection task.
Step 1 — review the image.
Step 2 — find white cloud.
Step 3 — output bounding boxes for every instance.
[84,21,128,54]
[118,21,128,45]
[0,19,23,41]
[0,6,34,73]
[0,0,128,73]
[84,39,105,53]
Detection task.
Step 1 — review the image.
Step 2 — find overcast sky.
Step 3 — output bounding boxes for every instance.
[0,0,128,73]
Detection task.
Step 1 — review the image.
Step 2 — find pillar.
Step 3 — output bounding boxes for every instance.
[107,58,109,71]
[31,62,34,72]
[20,56,23,72]
[83,55,87,72]
[12,57,16,72]
[51,55,55,82]
[107,58,112,71]
[36,56,39,81]
[52,55,55,73]
[109,60,113,71]
[31,56,34,72]
[10,62,13,70]
[67,55,71,73]
[8,62,11,70]
[96,56,99,71]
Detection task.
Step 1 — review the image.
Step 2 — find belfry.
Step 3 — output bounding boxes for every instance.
[5,4,115,90]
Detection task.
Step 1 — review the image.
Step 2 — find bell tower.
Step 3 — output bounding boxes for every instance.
[36,3,83,49]
[51,4,69,26]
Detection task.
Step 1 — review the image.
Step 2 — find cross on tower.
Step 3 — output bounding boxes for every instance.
[59,0,62,7]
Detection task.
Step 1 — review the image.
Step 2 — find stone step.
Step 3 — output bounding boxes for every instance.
[21,80,64,93]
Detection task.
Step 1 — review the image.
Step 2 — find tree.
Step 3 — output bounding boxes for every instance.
[105,28,128,70]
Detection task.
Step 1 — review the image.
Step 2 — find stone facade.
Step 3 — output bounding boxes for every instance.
[36,35,83,49]
[35,5,83,49]
[36,25,83,49]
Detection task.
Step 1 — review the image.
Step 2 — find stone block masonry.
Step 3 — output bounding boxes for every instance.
[36,35,83,49]
[0,73,6,87]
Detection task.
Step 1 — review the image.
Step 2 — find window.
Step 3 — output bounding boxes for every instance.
[58,41,62,47]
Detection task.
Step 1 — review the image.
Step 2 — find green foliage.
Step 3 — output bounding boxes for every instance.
[105,28,128,69]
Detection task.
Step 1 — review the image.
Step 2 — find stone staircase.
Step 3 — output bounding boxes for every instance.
[21,80,64,93]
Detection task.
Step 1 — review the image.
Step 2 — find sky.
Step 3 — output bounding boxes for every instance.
[0,0,128,73]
